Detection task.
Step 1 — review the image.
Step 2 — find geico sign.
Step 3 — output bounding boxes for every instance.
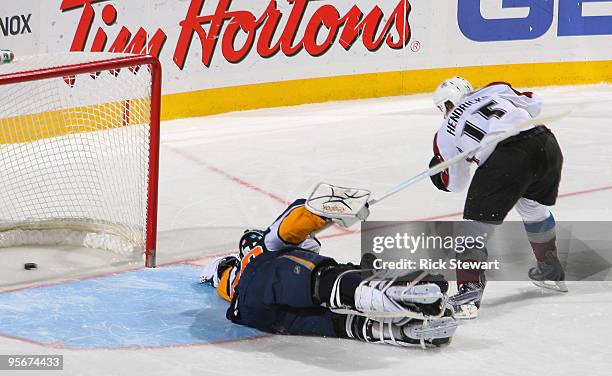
[61,0,412,70]
[458,0,612,42]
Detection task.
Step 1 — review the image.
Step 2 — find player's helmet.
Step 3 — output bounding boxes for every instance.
[433,77,473,114]
[238,229,266,259]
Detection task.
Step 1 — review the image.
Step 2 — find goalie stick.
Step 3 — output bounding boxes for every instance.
[368,110,571,206]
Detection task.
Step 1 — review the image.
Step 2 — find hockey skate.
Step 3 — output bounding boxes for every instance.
[529,250,568,293]
[345,308,458,348]
[448,280,486,319]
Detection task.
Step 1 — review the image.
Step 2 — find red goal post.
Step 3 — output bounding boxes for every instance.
[0,53,161,267]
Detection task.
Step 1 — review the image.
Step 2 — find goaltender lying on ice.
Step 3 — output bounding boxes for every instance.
[200,188,458,348]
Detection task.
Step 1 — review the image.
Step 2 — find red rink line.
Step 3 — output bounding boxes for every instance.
[557,184,612,199]
[0,251,239,295]
[0,332,59,348]
[318,183,612,241]
[3,181,611,293]
[165,145,291,205]
[165,145,353,234]
[159,250,235,267]
[108,333,276,351]
[0,249,241,295]
[0,326,274,351]
[154,182,612,260]
[0,255,276,349]
[0,265,143,294]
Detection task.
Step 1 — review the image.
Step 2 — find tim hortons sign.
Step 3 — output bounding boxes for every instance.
[61,0,412,70]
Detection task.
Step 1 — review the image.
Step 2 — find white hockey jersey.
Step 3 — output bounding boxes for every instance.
[433,82,543,192]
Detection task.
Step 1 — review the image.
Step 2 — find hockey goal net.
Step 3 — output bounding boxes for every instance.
[0,53,161,267]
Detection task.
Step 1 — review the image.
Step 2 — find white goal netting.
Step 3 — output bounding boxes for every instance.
[0,53,160,265]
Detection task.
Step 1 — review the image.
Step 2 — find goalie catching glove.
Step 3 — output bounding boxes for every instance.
[305,182,371,228]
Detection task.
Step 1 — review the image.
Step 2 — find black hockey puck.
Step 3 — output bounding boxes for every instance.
[24,263,37,270]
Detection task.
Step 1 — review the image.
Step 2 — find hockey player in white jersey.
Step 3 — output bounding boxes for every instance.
[429,77,566,318]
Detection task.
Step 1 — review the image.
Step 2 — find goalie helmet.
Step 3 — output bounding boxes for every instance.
[433,76,473,114]
[238,229,266,259]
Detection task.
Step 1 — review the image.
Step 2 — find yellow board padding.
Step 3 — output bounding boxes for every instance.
[161,60,612,120]
[0,98,150,144]
[1,60,609,141]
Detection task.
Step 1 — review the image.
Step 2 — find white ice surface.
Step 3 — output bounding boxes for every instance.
[1,84,612,375]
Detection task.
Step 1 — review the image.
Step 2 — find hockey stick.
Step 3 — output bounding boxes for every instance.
[368,110,571,206]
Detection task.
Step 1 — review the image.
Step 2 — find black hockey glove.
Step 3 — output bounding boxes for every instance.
[429,155,450,192]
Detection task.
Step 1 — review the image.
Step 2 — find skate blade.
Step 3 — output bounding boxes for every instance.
[532,280,568,293]
[387,284,443,305]
[405,317,458,340]
[452,303,478,320]
[447,289,482,308]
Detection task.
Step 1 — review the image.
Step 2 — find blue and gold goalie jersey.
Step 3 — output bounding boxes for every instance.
[208,199,328,302]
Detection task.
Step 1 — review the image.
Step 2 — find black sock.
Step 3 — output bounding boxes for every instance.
[315,265,362,306]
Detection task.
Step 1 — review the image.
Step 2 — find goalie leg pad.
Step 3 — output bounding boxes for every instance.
[329,267,450,320]
[345,308,457,348]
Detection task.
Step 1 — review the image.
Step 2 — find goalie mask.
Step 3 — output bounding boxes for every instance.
[239,229,266,259]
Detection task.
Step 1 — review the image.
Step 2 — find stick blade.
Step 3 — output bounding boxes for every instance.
[532,280,569,293]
